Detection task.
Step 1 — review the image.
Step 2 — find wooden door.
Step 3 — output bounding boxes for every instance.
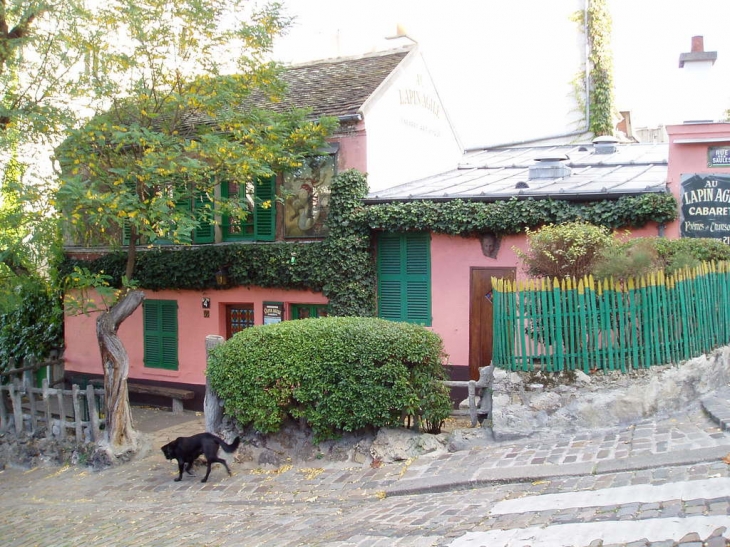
[226,304,254,339]
[469,267,515,380]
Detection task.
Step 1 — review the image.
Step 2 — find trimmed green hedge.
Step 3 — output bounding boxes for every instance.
[206,316,452,440]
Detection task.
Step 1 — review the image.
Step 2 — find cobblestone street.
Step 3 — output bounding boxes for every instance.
[2,401,730,546]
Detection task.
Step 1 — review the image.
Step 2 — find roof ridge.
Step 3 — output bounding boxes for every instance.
[282,45,414,70]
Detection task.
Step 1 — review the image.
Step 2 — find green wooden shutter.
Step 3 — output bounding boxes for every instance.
[122,181,136,245]
[122,220,132,246]
[377,232,431,325]
[194,190,214,243]
[253,176,275,241]
[143,300,178,370]
[378,233,404,321]
[404,234,431,323]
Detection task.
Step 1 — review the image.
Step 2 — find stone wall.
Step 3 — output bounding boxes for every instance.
[490,345,730,441]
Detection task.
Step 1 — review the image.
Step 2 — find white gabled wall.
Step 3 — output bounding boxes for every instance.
[362,51,463,193]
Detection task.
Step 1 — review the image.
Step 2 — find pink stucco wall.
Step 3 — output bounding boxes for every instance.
[332,124,368,174]
[430,223,664,370]
[64,287,328,386]
[431,233,526,368]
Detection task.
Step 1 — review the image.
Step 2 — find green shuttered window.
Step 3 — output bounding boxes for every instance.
[221,176,276,242]
[377,232,431,325]
[122,190,214,245]
[143,299,179,370]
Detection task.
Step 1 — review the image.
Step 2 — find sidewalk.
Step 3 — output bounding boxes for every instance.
[130,387,730,498]
[386,389,730,497]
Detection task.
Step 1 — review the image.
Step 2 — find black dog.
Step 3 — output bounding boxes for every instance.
[161,432,241,482]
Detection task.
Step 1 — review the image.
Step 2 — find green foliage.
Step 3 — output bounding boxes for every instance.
[206,317,452,440]
[54,0,337,285]
[592,237,730,280]
[651,236,730,263]
[592,238,661,281]
[586,0,615,136]
[0,280,63,368]
[0,1,93,146]
[572,0,616,136]
[516,222,615,279]
[58,169,677,317]
[359,194,678,236]
[58,169,378,317]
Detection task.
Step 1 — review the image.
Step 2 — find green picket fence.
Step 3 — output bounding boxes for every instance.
[491,262,730,372]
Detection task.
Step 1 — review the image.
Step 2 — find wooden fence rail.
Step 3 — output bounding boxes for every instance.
[492,261,730,372]
[0,377,104,442]
[443,365,493,427]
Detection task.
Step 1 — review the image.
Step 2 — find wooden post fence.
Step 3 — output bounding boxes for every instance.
[0,375,104,443]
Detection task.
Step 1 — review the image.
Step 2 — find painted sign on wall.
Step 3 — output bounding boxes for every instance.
[680,174,730,244]
[283,154,336,238]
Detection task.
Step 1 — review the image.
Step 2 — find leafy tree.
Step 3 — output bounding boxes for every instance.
[54,0,337,451]
[0,1,101,371]
[0,1,96,147]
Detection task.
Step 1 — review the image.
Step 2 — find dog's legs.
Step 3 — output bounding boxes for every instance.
[175,461,184,482]
[185,461,195,475]
[200,458,231,482]
[201,462,212,483]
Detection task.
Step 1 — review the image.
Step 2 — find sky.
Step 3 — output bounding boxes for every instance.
[271,0,730,149]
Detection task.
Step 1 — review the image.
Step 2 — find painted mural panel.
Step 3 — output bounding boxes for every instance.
[283,154,335,238]
[680,173,730,244]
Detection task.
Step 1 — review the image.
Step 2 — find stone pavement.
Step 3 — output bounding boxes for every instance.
[0,391,730,546]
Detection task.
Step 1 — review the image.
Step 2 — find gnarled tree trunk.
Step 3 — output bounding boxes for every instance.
[96,289,145,451]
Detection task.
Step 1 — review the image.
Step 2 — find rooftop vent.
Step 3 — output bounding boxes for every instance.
[593,135,619,154]
[528,153,571,180]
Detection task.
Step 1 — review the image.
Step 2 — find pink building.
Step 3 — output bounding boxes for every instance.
[62,46,463,408]
[62,46,730,410]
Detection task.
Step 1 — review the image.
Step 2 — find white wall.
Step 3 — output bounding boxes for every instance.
[273,0,587,150]
[363,52,463,193]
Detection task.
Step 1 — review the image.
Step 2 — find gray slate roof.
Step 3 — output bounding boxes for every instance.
[264,48,412,119]
[364,142,669,203]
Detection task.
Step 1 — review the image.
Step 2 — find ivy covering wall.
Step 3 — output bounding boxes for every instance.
[572,0,616,136]
[59,169,678,316]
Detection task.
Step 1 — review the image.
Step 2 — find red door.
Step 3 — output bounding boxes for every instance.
[469,268,515,380]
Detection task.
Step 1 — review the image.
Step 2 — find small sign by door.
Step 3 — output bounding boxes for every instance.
[263,302,284,325]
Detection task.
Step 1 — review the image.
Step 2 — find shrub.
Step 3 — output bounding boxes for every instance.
[651,237,730,264]
[592,238,663,281]
[206,316,452,440]
[515,221,614,279]
[0,280,63,368]
[592,237,730,280]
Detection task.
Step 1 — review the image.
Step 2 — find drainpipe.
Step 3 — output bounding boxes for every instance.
[465,0,592,152]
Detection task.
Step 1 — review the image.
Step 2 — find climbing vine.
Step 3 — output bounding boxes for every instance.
[59,170,677,316]
[573,0,616,136]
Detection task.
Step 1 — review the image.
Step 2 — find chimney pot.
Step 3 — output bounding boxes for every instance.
[691,35,704,53]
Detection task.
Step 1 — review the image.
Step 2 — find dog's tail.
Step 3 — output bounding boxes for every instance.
[219,436,241,453]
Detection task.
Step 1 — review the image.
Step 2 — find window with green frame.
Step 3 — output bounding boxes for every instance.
[221,176,275,242]
[143,299,179,370]
[377,232,432,325]
[123,188,214,245]
[290,304,328,319]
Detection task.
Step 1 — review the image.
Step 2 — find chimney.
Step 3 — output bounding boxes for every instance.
[678,35,717,68]
[677,36,720,123]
